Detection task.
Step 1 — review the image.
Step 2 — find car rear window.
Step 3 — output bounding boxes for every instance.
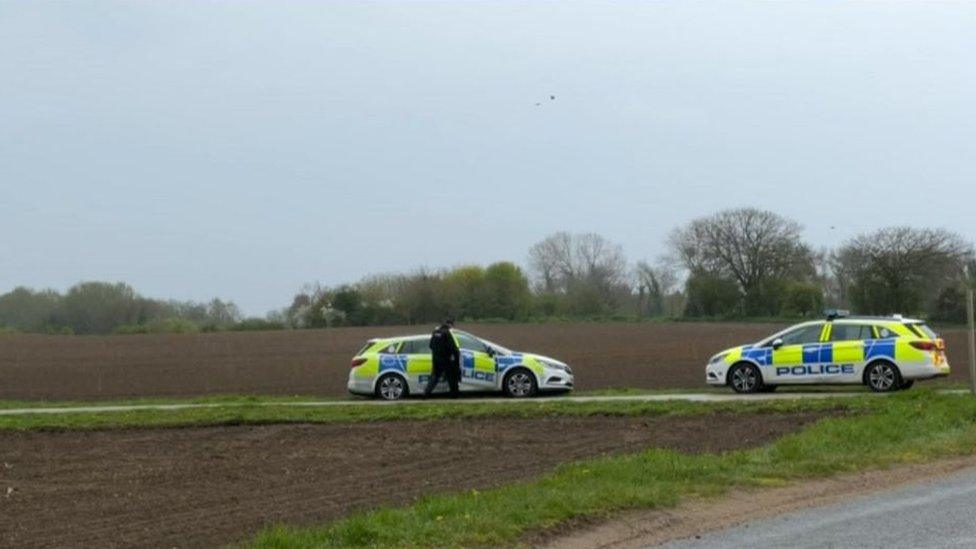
[907,323,938,339]
[365,341,400,354]
[356,341,375,355]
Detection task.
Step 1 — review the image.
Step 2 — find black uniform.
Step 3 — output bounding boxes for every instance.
[424,323,460,397]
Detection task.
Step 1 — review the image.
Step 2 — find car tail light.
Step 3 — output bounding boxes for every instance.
[910,341,937,351]
[351,357,367,368]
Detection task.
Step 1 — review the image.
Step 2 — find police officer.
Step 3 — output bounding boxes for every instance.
[424,318,460,398]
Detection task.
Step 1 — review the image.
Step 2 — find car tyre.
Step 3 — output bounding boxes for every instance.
[729,363,763,394]
[503,369,538,398]
[375,373,408,401]
[865,361,902,393]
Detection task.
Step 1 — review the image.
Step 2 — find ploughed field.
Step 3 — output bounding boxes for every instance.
[0,322,968,400]
[0,412,826,548]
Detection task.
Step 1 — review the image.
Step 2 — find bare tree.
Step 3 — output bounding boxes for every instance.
[207,298,242,326]
[528,232,574,292]
[528,232,629,314]
[635,260,678,317]
[529,232,627,291]
[835,227,973,315]
[668,208,816,315]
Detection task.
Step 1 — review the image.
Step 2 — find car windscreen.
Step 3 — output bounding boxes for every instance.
[480,338,512,356]
[757,323,824,347]
[454,332,512,355]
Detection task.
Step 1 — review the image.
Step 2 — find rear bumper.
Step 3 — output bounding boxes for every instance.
[347,370,375,396]
[901,361,951,380]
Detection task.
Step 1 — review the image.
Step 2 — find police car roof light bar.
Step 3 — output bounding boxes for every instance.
[824,309,851,320]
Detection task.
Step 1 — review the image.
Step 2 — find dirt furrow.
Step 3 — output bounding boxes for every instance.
[0,413,826,548]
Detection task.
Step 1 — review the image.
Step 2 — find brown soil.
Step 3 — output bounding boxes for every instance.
[0,412,822,548]
[540,454,976,548]
[0,322,968,401]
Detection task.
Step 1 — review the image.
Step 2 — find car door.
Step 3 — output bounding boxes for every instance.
[407,337,436,391]
[376,340,410,385]
[770,323,827,384]
[384,339,432,393]
[826,323,871,383]
[455,332,497,390]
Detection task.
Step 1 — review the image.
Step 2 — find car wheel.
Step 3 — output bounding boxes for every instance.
[503,369,538,398]
[900,379,915,391]
[375,373,408,401]
[865,361,901,393]
[729,363,763,394]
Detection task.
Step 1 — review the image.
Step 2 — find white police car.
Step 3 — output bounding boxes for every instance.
[348,330,574,400]
[706,312,950,393]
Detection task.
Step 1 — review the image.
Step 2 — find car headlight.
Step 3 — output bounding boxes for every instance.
[539,358,569,372]
[709,352,729,365]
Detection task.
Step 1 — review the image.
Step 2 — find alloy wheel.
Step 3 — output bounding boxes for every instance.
[868,363,897,392]
[378,375,405,400]
[731,365,760,393]
[506,372,534,397]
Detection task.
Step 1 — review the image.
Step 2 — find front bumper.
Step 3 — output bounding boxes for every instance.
[705,362,729,386]
[540,367,574,391]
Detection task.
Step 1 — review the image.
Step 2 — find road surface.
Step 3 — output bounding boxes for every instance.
[663,466,976,548]
[0,391,885,416]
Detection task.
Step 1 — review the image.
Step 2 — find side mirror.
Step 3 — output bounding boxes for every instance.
[771,338,784,350]
[485,346,496,357]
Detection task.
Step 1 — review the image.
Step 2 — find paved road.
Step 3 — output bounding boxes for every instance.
[663,467,976,549]
[0,391,883,416]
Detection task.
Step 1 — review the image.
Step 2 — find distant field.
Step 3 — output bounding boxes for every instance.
[0,322,968,400]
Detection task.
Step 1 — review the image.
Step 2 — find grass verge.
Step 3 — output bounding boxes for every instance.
[0,393,860,431]
[0,389,715,408]
[0,394,349,410]
[252,389,976,548]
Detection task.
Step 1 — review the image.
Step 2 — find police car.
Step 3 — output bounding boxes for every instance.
[706,312,950,393]
[347,330,574,400]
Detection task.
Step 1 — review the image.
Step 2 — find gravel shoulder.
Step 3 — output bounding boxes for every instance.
[541,454,976,548]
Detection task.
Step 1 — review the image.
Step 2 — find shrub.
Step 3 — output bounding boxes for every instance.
[231,318,287,331]
[114,318,201,335]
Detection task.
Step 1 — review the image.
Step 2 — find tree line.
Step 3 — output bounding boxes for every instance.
[277,208,975,328]
[0,282,252,335]
[2,207,973,335]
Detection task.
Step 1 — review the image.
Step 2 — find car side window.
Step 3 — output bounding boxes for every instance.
[403,339,432,354]
[778,324,825,346]
[830,324,872,342]
[874,326,898,339]
[380,343,399,354]
[456,333,486,352]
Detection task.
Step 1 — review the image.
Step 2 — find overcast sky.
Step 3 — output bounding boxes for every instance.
[2,2,974,315]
